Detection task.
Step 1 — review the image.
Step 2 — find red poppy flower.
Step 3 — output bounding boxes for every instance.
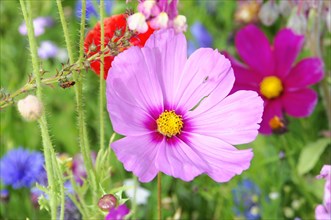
[84,14,154,79]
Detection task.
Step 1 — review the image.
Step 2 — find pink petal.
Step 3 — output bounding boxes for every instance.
[107,46,164,112]
[235,24,274,76]
[285,58,324,89]
[317,165,331,180]
[144,29,187,108]
[111,135,160,182]
[273,28,305,78]
[315,205,331,220]
[259,100,283,135]
[175,48,234,111]
[282,88,318,117]
[155,136,209,181]
[107,87,155,136]
[186,90,263,145]
[183,133,253,183]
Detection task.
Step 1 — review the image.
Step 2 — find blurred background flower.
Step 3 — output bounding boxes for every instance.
[38,41,59,60]
[18,17,53,36]
[0,147,44,189]
[75,0,113,20]
[123,179,150,205]
[72,152,96,185]
[232,179,261,220]
[188,21,213,55]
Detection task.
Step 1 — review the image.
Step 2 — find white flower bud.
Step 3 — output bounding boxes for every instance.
[138,0,156,18]
[173,15,187,33]
[17,95,43,121]
[127,12,148,33]
[259,0,279,26]
[150,12,169,29]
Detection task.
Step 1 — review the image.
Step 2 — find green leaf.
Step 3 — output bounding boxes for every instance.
[297,138,330,175]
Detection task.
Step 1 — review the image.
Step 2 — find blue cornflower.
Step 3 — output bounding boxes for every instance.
[188,21,213,55]
[0,147,44,189]
[232,179,261,220]
[75,0,113,19]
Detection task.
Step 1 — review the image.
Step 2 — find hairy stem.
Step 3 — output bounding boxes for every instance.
[19,1,61,219]
[99,0,106,153]
[56,0,98,204]
[158,173,162,220]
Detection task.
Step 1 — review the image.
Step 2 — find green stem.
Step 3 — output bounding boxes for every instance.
[55,160,65,220]
[157,173,162,220]
[132,175,138,220]
[99,0,106,151]
[19,1,60,219]
[56,0,98,204]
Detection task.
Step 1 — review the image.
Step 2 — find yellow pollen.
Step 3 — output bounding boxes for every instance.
[156,110,183,137]
[260,76,283,99]
[269,116,284,130]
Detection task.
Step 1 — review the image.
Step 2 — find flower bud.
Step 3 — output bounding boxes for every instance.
[173,15,187,33]
[17,95,43,121]
[150,12,169,29]
[138,0,156,18]
[258,0,279,26]
[127,12,148,33]
[98,194,117,212]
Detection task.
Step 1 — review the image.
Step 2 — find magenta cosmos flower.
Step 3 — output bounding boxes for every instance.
[106,29,264,182]
[225,24,324,135]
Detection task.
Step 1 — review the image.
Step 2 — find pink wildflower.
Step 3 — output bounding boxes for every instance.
[106,29,263,182]
[225,25,324,135]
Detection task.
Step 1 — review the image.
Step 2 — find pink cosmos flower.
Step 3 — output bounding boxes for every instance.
[106,29,264,183]
[225,24,324,135]
[315,165,331,220]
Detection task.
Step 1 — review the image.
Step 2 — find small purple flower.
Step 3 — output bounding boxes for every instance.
[105,204,130,220]
[0,147,44,189]
[232,179,261,220]
[188,22,213,55]
[38,41,59,60]
[19,17,53,36]
[75,0,113,19]
[72,152,96,185]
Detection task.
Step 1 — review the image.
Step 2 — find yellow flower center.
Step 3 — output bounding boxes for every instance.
[269,116,284,130]
[260,76,283,99]
[156,110,183,138]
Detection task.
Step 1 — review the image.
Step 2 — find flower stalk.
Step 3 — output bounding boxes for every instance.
[157,172,162,220]
[56,0,98,202]
[99,0,106,151]
[19,0,64,219]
